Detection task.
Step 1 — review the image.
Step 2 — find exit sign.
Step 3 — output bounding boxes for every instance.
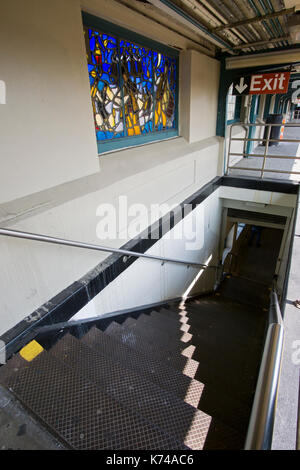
[233,71,290,96]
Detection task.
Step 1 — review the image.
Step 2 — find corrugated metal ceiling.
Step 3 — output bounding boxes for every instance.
[115,0,298,56]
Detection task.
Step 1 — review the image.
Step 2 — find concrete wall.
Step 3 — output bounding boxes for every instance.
[71,188,222,321]
[0,136,222,335]
[68,183,298,321]
[0,0,99,203]
[0,0,224,335]
[187,50,220,143]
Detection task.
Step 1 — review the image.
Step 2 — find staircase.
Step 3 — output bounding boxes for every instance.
[0,291,267,450]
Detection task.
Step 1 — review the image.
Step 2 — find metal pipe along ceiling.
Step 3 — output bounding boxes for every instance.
[147,0,236,52]
[119,0,295,54]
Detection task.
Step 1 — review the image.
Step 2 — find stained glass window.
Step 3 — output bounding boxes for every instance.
[83,17,178,154]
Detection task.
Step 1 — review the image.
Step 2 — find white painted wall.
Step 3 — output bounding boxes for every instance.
[0,136,222,335]
[1,0,297,338]
[219,186,297,208]
[70,184,298,321]
[187,50,220,143]
[0,0,99,203]
[0,0,225,335]
[71,188,222,321]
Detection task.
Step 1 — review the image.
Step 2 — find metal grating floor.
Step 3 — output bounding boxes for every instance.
[0,294,266,450]
[47,334,241,449]
[105,321,199,377]
[82,327,204,407]
[0,353,188,450]
[129,313,192,340]
[150,310,191,332]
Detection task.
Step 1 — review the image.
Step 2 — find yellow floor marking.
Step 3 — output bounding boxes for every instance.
[19,340,44,362]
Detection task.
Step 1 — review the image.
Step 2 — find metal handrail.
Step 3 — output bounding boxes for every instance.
[297,370,300,450]
[0,227,218,269]
[244,286,284,450]
[226,251,238,274]
[230,123,300,127]
[226,121,300,179]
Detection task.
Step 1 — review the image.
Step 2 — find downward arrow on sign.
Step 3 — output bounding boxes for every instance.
[235,77,248,94]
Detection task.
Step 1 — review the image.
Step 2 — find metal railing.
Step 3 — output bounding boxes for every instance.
[225,251,238,274]
[227,122,300,179]
[0,227,284,449]
[0,227,218,270]
[244,284,284,450]
[297,370,300,450]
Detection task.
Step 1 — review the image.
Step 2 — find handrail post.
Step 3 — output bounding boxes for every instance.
[226,124,233,175]
[261,124,271,179]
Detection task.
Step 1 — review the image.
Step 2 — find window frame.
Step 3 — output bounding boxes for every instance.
[82,12,180,155]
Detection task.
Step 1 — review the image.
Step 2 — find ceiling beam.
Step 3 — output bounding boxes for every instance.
[147,0,235,52]
[213,7,295,32]
[226,47,300,69]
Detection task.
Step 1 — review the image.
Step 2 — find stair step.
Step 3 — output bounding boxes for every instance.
[81,327,204,407]
[0,351,188,450]
[185,298,262,320]
[162,303,265,402]
[171,313,265,353]
[123,314,193,344]
[188,294,258,310]
[150,310,190,332]
[110,311,260,428]
[158,307,189,324]
[194,380,252,434]
[83,327,249,437]
[173,302,267,338]
[106,321,198,372]
[123,315,204,360]
[117,314,264,387]
[154,307,264,351]
[192,350,262,403]
[157,307,191,325]
[219,276,270,309]
[48,334,242,449]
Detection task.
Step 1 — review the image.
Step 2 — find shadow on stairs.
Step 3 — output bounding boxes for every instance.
[0,285,268,450]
